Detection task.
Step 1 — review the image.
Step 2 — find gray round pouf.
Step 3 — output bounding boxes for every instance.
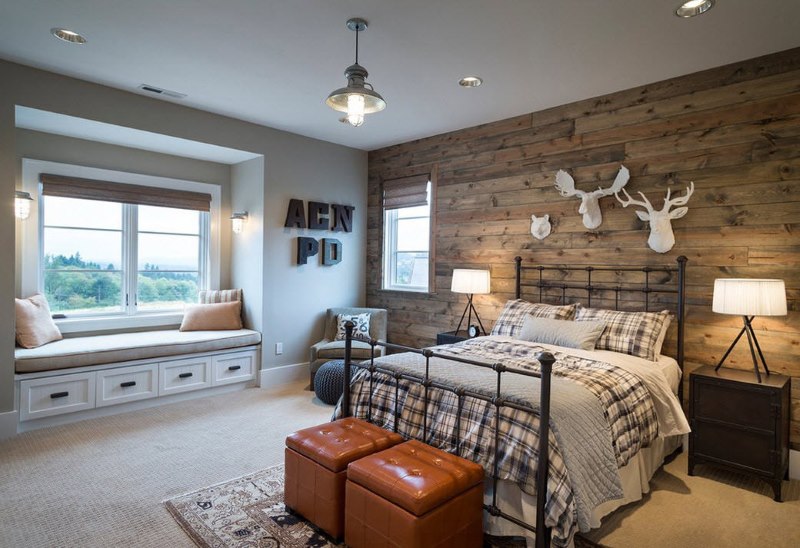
[314,360,346,405]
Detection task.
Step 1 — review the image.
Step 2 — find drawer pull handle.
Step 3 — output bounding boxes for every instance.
[120,381,137,388]
[227,365,242,371]
[50,391,69,399]
[178,372,194,379]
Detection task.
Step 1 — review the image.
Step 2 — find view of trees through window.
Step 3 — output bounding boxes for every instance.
[43,196,204,316]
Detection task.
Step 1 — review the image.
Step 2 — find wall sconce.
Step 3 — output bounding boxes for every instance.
[15,191,34,220]
[230,211,248,234]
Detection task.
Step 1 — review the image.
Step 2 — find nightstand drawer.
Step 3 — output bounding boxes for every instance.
[692,378,777,432]
[692,420,774,474]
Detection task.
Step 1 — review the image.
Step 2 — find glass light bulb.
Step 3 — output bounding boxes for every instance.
[231,217,245,234]
[15,196,31,220]
[347,94,366,127]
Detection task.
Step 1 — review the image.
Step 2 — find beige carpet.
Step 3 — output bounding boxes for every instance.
[1,382,798,547]
[0,381,331,548]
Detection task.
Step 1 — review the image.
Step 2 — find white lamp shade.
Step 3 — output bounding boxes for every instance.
[451,269,491,295]
[712,278,787,316]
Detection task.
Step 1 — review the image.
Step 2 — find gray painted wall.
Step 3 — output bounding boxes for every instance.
[14,129,234,296]
[0,59,367,413]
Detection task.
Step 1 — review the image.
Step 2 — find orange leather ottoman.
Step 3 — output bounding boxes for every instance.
[284,417,403,539]
[345,439,485,548]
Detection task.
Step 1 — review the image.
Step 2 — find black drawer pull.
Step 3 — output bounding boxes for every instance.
[120,381,137,388]
[227,365,242,371]
[178,372,193,379]
[50,391,69,399]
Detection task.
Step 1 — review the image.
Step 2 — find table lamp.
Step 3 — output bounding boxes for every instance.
[451,269,491,336]
[712,278,787,383]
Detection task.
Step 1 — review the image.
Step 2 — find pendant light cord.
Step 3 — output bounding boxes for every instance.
[354,26,359,65]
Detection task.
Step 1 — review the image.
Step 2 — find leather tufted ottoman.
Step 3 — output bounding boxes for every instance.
[284,417,404,539]
[345,439,485,548]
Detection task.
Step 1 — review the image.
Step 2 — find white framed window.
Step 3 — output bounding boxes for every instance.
[382,176,433,292]
[21,159,222,333]
[41,198,208,316]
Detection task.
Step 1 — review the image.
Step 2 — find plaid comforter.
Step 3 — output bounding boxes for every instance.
[334,337,660,548]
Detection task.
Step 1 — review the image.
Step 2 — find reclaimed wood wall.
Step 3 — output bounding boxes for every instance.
[366,48,800,448]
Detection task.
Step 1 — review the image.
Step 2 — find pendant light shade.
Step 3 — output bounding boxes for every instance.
[326,18,386,127]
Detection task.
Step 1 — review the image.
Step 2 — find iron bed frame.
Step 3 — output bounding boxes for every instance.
[341,255,687,548]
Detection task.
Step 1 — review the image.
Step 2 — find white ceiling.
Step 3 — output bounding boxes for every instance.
[0,1,798,152]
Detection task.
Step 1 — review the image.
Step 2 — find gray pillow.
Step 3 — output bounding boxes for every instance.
[517,315,606,351]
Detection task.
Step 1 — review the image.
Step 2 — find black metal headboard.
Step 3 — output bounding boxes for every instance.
[514,255,688,391]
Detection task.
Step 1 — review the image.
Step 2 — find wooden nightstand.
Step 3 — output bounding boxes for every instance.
[436,331,469,345]
[688,365,790,501]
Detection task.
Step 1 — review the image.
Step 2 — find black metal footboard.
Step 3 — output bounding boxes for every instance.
[341,322,555,548]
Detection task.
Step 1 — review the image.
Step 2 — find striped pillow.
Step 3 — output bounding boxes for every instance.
[490,299,577,338]
[198,289,242,304]
[575,306,670,361]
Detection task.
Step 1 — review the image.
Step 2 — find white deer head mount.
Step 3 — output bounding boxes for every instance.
[615,182,695,253]
[530,214,552,240]
[554,165,630,230]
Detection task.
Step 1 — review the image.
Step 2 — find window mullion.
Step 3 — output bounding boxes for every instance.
[123,204,138,316]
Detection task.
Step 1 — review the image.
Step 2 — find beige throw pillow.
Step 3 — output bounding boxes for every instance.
[15,294,63,348]
[180,301,243,331]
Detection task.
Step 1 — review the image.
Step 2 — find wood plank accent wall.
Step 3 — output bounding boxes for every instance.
[366,48,800,448]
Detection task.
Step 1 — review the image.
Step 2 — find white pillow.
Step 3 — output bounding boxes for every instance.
[335,313,371,341]
[518,316,606,351]
[15,294,63,349]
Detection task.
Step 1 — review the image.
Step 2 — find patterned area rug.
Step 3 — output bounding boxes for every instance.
[164,464,602,548]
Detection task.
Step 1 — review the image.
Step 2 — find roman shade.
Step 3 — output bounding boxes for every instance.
[41,173,212,212]
[382,174,430,210]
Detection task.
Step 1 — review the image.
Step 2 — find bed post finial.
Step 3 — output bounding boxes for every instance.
[515,256,522,299]
[343,320,354,418]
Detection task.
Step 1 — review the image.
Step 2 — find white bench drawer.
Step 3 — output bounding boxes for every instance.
[96,363,158,407]
[159,356,212,395]
[20,372,96,421]
[212,351,256,386]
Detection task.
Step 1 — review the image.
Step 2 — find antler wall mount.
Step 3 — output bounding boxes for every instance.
[554,165,630,230]
[615,182,695,253]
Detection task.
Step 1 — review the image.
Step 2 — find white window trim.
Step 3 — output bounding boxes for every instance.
[382,207,431,293]
[21,159,222,334]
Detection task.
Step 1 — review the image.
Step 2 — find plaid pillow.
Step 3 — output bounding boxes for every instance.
[575,306,670,361]
[335,313,371,341]
[490,299,577,338]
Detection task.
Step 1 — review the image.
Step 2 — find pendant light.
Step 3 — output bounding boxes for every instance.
[326,18,386,127]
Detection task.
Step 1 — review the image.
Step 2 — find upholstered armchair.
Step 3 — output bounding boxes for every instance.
[309,307,387,387]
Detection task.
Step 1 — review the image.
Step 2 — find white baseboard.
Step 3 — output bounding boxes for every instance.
[259,362,308,388]
[790,449,800,480]
[0,410,18,440]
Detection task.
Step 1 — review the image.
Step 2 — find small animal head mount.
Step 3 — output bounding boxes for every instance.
[530,214,552,240]
[554,165,630,230]
[615,182,695,253]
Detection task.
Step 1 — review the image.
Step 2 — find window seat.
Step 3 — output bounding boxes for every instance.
[15,329,262,374]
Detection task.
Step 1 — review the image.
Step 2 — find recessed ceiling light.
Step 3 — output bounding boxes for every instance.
[459,76,483,88]
[51,28,87,44]
[675,0,714,18]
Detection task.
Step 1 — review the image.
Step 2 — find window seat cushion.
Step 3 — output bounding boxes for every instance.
[15,329,261,374]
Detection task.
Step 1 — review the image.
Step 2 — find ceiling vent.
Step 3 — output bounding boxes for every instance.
[137,84,187,99]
